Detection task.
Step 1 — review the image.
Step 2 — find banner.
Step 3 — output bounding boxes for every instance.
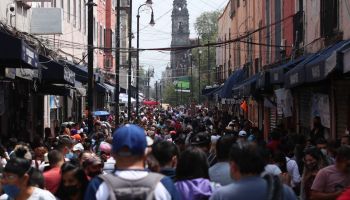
[311,94,330,128]
[174,77,190,91]
[275,88,293,118]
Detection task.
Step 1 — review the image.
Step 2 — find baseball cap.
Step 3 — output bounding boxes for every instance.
[112,124,147,156]
[99,142,112,154]
[82,154,102,168]
[239,130,247,137]
[72,143,84,152]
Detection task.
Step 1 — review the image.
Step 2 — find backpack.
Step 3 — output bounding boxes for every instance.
[263,174,284,200]
[98,172,165,200]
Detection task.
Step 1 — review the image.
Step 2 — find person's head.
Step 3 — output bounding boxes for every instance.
[272,151,287,173]
[82,154,103,178]
[152,141,179,168]
[216,135,235,162]
[56,162,89,199]
[341,135,350,147]
[303,147,325,172]
[57,136,74,156]
[313,116,322,128]
[28,168,44,189]
[189,132,211,154]
[176,147,209,181]
[1,158,32,198]
[229,143,265,180]
[48,150,64,167]
[315,138,327,154]
[335,146,350,173]
[112,124,147,169]
[238,130,247,141]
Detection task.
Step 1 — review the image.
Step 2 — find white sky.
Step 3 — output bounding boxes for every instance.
[131,0,229,85]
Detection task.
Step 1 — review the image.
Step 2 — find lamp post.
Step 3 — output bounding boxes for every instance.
[198,49,202,104]
[137,3,155,119]
[114,0,120,128]
[189,52,193,101]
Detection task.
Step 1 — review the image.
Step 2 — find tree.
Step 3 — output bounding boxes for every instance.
[194,11,221,42]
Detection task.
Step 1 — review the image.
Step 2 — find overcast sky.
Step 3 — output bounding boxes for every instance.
[131,0,229,85]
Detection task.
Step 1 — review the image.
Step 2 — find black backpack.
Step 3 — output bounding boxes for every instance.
[263,174,284,200]
[98,172,165,200]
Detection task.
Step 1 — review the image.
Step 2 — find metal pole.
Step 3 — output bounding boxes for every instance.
[155,81,158,103]
[136,14,140,119]
[190,53,193,101]
[114,0,120,128]
[208,40,210,85]
[160,83,162,107]
[198,52,201,104]
[127,0,132,121]
[148,70,150,100]
[87,0,94,134]
[180,83,183,106]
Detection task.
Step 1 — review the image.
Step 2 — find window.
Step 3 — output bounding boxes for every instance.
[100,25,103,48]
[61,0,64,17]
[320,0,338,38]
[73,0,76,27]
[84,0,87,33]
[104,28,106,48]
[67,0,70,22]
[79,0,81,30]
[93,17,96,41]
[53,0,56,7]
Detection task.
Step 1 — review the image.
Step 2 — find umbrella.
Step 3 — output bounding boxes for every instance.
[142,100,159,106]
[93,111,110,116]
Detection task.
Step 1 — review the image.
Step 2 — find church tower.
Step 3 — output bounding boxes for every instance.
[171,0,190,78]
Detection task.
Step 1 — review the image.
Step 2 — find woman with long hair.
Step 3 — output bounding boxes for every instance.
[175,147,219,200]
[55,162,89,200]
[300,147,328,200]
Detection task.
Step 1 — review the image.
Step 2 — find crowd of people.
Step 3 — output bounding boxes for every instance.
[0,106,350,200]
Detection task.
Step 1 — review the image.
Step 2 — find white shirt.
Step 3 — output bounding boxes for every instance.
[262,164,282,176]
[286,157,301,187]
[0,187,56,200]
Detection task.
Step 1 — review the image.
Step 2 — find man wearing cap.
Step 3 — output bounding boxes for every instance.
[84,124,179,200]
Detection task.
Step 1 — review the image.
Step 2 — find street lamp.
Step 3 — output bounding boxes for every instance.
[136,3,155,119]
[189,52,193,101]
[198,49,202,104]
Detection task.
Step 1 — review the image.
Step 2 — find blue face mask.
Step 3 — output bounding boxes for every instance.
[65,152,75,160]
[2,184,21,198]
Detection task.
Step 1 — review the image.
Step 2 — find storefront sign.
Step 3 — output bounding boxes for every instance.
[21,43,39,68]
[64,67,75,85]
[221,98,242,105]
[311,65,321,79]
[273,72,279,82]
[289,73,299,85]
[16,69,39,80]
[343,49,350,73]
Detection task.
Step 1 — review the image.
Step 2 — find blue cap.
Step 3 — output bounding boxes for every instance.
[112,124,147,156]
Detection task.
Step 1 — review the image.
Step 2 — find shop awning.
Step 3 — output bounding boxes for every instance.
[96,83,108,93]
[340,48,350,74]
[0,31,39,69]
[305,40,350,82]
[40,55,75,86]
[269,55,307,85]
[219,69,246,98]
[60,60,88,83]
[102,83,115,94]
[38,84,71,96]
[284,53,319,88]
[232,74,259,97]
[202,85,221,96]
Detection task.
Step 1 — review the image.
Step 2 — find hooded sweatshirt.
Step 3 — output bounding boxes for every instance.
[175,178,218,200]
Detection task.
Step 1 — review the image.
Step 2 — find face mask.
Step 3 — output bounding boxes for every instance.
[88,170,102,178]
[306,162,318,170]
[62,185,79,196]
[320,149,327,156]
[65,152,75,160]
[2,184,20,199]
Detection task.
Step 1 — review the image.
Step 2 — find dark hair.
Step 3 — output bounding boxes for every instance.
[176,147,209,181]
[55,162,89,199]
[48,150,63,166]
[229,143,265,175]
[56,136,73,151]
[304,147,323,161]
[216,135,235,161]
[190,132,210,147]
[152,141,179,167]
[29,168,44,189]
[273,151,287,173]
[4,157,31,177]
[336,146,350,161]
[315,138,327,145]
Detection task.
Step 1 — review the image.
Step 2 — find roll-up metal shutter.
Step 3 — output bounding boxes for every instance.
[270,107,277,132]
[335,80,350,138]
[298,88,312,135]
